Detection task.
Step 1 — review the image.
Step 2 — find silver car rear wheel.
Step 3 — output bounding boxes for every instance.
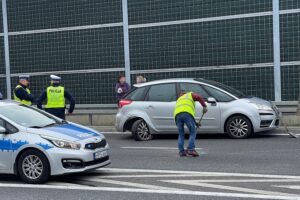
[226,115,252,139]
[132,119,153,141]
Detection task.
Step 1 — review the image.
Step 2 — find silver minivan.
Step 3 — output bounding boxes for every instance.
[115,78,280,141]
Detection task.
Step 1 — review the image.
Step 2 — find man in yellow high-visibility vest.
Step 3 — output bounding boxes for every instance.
[37,75,75,119]
[174,91,208,157]
[14,75,35,106]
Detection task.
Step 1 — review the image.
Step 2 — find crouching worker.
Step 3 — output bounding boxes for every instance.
[174,91,208,157]
[37,75,75,120]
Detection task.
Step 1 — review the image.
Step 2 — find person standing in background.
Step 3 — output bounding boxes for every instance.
[0,91,3,100]
[14,75,35,105]
[136,75,146,84]
[115,74,130,101]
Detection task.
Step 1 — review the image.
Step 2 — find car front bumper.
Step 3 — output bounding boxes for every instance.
[47,147,111,175]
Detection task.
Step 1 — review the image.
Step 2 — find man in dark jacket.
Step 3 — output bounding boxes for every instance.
[14,75,35,105]
[37,75,75,119]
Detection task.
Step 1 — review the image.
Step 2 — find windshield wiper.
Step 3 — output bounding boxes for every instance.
[28,126,44,129]
[29,122,58,129]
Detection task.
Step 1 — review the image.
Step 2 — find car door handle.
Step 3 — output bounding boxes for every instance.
[146,105,154,109]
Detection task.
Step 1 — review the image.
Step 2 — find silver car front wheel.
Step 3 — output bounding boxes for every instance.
[226,115,252,139]
[132,119,153,141]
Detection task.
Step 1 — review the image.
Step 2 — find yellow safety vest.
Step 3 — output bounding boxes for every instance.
[174,92,195,118]
[14,85,32,106]
[45,86,65,108]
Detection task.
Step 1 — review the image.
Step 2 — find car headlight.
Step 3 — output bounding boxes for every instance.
[251,103,273,111]
[41,135,81,150]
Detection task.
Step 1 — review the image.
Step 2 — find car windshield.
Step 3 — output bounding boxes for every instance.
[195,79,246,98]
[0,104,63,128]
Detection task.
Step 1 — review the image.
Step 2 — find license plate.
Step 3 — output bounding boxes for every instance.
[93,150,108,160]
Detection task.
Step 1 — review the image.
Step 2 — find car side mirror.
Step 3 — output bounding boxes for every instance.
[207,97,217,106]
[0,126,7,134]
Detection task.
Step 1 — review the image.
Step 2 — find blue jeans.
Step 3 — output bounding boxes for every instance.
[175,112,196,152]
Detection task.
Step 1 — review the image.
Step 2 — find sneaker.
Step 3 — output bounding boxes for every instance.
[187,149,199,157]
[179,150,187,157]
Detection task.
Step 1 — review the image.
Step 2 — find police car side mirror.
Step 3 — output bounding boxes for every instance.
[207,97,217,106]
[0,126,7,134]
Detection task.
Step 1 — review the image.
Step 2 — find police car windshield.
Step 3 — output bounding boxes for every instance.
[0,104,60,128]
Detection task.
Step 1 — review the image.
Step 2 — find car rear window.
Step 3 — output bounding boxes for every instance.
[124,87,148,101]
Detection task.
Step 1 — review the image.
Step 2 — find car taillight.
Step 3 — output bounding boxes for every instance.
[118,99,132,108]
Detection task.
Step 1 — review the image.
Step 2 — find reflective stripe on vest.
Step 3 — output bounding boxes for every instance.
[45,86,65,108]
[174,92,195,118]
[13,85,32,106]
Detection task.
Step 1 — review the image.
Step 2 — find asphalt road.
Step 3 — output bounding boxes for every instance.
[0,129,299,200]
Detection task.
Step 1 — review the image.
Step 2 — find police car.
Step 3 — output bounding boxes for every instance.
[0,100,110,183]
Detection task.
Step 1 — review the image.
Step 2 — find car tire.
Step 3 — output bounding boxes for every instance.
[226,115,252,139]
[132,119,153,141]
[17,149,50,184]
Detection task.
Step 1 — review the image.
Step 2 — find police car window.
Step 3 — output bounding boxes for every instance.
[147,83,176,102]
[124,87,148,101]
[179,83,209,100]
[0,118,18,134]
[202,85,235,102]
[0,119,4,127]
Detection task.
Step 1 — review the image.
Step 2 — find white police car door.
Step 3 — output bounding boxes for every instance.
[0,118,12,170]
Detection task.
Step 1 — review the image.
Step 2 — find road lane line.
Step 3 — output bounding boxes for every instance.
[274,185,300,190]
[80,178,185,191]
[0,183,299,200]
[161,180,298,196]
[98,168,300,179]
[160,179,300,183]
[120,147,203,150]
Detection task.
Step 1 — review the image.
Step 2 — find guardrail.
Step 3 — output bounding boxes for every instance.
[64,101,300,126]
[68,101,299,115]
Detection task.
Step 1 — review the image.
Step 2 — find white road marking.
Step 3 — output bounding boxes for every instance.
[120,147,203,150]
[274,185,300,190]
[159,179,300,183]
[98,168,300,179]
[80,178,184,191]
[161,180,298,196]
[0,183,299,200]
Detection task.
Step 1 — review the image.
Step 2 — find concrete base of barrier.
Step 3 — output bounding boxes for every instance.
[66,114,115,126]
[282,115,300,126]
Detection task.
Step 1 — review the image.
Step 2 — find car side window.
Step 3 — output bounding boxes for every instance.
[0,118,18,134]
[202,85,235,102]
[179,83,210,100]
[124,87,148,101]
[147,83,176,102]
[0,119,4,127]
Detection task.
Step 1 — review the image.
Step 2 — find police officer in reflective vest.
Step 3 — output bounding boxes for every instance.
[14,75,35,105]
[174,91,208,157]
[37,75,75,119]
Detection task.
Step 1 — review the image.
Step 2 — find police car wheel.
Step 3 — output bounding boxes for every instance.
[17,149,50,184]
[226,115,252,139]
[132,119,153,141]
